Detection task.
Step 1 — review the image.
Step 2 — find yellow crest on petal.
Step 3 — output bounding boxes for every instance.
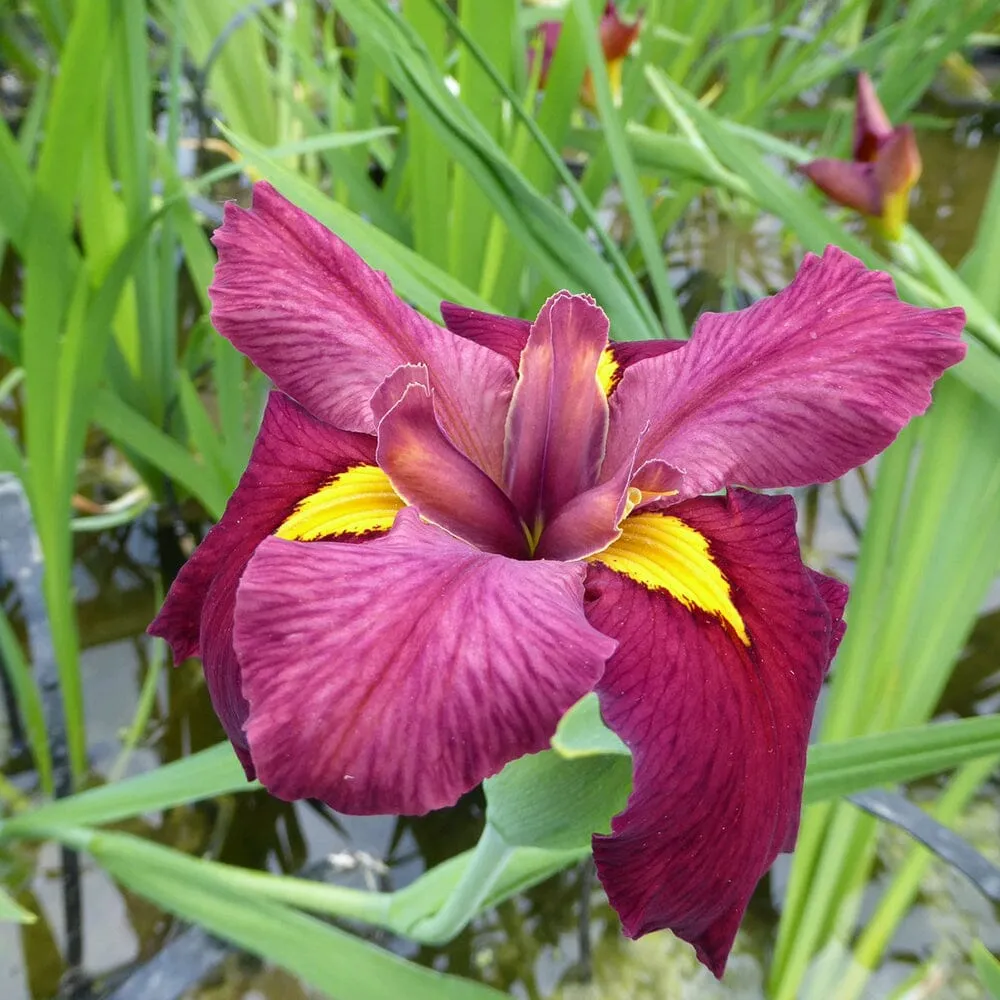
[276,464,405,541]
[596,348,620,396]
[589,512,749,645]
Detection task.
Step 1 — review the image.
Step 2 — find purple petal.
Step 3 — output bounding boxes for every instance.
[584,490,841,976]
[604,246,966,500]
[504,293,611,533]
[234,510,614,815]
[210,183,514,479]
[800,158,882,215]
[376,380,529,557]
[853,71,894,162]
[439,303,531,367]
[148,391,380,761]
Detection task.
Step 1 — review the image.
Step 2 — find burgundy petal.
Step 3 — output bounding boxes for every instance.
[148,391,378,761]
[584,490,840,976]
[809,568,849,661]
[599,2,641,61]
[504,292,611,534]
[439,303,531,367]
[873,125,922,197]
[853,71,893,162]
[210,182,514,480]
[234,511,615,815]
[605,246,966,500]
[376,380,528,557]
[800,158,882,216]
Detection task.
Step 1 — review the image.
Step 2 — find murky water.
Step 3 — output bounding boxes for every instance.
[1,90,999,1000]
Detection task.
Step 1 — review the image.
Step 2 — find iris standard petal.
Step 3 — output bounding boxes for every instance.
[503,292,611,534]
[376,379,529,557]
[210,182,514,479]
[584,490,840,976]
[440,301,683,397]
[605,246,966,500]
[148,391,385,761]
[234,510,615,815]
[853,71,894,162]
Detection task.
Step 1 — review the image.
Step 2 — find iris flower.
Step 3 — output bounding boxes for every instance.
[150,182,965,976]
[801,72,922,241]
[530,2,641,105]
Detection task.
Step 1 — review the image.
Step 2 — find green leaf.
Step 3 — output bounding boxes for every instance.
[334,0,660,340]
[570,0,684,337]
[87,830,504,1000]
[552,693,628,758]
[804,715,1000,804]
[485,750,631,851]
[973,941,1000,999]
[1,743,252,837]
[959,149,1000,313]
[92,388,229,520]
[0,886,35,924]
[0,604,52,795]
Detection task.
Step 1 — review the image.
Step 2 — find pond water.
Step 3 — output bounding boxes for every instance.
[1,100,999,1000]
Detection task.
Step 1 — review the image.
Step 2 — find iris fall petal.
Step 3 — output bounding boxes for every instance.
[234,510,615,815]
[605,246,965,499]
[148,391,380,759]
[210,183,514,479]
[584,490,841,976]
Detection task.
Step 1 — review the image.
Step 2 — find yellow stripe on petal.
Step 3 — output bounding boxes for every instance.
[276,464,405,541]
[596,348,620,396]
[589,512,749,645]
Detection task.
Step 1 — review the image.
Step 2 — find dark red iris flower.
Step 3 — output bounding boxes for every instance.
[801,72,922,240]
[530,2,641,103]
[150,182,965,976]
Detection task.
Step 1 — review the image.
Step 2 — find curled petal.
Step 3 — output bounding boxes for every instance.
[853,71,894,162]
[148,392,379,762]
[235,511,615,815]
[605,246,966,500]
[376,381,529,557]
[504,292,611,531]
[210,182,514,479]
[584,490,840,976]
[800,158,882,216]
